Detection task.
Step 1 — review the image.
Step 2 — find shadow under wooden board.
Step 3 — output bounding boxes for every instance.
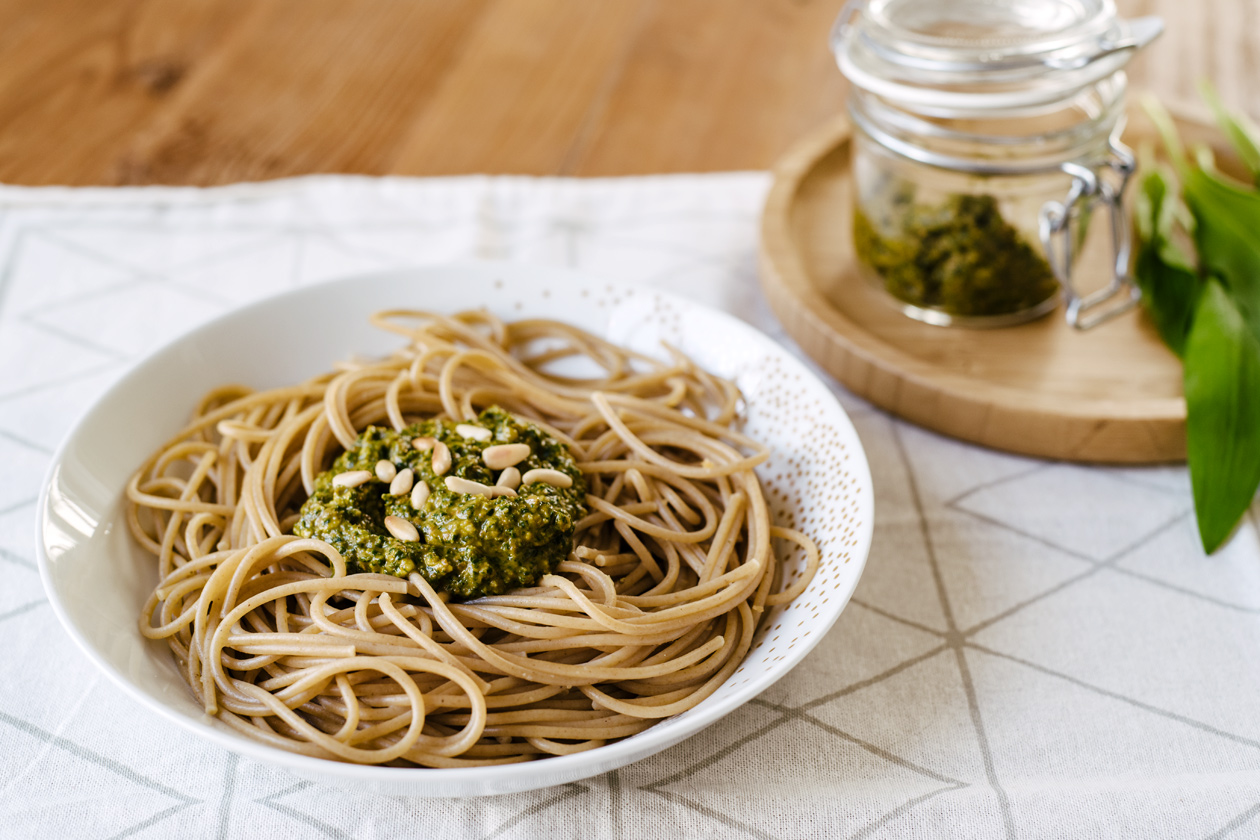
[759,105,1241,465]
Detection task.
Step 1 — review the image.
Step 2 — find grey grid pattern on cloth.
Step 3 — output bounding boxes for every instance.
[1,174,1260,840]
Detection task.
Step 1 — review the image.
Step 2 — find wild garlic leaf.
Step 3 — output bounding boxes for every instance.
[1181,162,1260,346]
[1134,167,1200,357]
[1201,80,1260,186]
[1183,279,1260,553]
[1139,91,1260,553]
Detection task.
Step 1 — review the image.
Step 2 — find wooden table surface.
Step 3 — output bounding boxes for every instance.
[2,0,1255,186]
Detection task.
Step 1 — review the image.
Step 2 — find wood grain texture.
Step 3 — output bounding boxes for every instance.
[758,109,1248,464]
[0,0,1250,185]
[561,0,849,175]
[389,0,647,176]
[117,1,491,184]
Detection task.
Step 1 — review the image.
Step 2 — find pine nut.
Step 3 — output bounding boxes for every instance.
[483,443,531,470]
[431,441,452,475]
[411,480,430,509]
[332,470,373,489]
[521,468,573,488]
[375,460,397,482]
[496,466,521,490]
[389,468,414,495]
[384,515,419,542]
[456,423,492,442]
[445,476,496,496]
[411,437,436,451]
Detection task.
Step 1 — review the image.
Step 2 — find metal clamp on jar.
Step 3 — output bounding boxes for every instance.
[832,0,1162,329]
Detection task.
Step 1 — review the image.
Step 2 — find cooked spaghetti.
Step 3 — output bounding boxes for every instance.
[129,310,819,767]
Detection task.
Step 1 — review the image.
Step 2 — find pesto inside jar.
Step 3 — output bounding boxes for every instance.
[292,406,587,600]
[854,191,1059,319]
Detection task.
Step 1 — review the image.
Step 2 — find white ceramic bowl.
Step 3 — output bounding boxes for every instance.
[37,263,873,797]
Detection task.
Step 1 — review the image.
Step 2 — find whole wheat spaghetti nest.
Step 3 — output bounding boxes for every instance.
[129,310,819,767]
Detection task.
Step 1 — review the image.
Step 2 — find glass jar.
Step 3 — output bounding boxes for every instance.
[832,0,1162,328]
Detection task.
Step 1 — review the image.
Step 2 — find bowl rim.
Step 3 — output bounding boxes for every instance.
[35,262,874,790]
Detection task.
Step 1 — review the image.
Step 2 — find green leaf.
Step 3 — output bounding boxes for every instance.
[1133,167,1200,356]
[1200,80,1260,186]
[1139,90,1260,553]
[1182,166,1260,346]
[1142,93,1190,178]
[1183,279,1260,552]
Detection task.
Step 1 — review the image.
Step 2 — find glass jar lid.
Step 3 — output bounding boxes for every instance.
[833,0,1162,114]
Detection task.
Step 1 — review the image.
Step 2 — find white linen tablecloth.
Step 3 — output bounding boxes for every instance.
[1,174,1259,840]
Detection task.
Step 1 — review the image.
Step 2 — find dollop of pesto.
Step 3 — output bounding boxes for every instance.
[854,193,1059,318]
[292,407,587,600]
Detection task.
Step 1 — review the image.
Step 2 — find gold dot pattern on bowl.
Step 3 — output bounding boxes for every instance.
[500,287,865,710]
[591,293,867,702]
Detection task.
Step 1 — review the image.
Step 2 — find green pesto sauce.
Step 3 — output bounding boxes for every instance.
[854,193,1059,318]
[292,406,587,600]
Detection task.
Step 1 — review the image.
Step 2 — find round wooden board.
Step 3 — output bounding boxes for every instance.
[759,107,1237,464]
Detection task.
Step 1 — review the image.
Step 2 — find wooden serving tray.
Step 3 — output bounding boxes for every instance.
[759,108,1236,464]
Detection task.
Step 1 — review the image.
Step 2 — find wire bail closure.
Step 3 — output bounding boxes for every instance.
[1038,134,1139,330]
